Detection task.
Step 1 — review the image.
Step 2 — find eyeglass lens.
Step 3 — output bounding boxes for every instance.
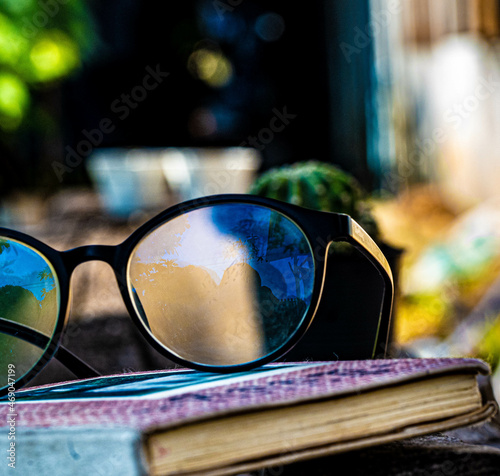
[0,238,60,390]
[128,203,315,366]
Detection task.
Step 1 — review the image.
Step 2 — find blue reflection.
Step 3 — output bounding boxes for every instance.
[0,238,58,387]
[211,204,314,301]
[130,203,315,361]
[0,239,55,301]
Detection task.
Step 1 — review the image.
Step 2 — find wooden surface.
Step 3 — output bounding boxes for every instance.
[256,428,500,475]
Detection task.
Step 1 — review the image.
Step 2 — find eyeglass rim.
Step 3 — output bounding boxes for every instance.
[116,194,392,371]
[0,233,72,396]
[0,194,394,394]
[122,201,323,373]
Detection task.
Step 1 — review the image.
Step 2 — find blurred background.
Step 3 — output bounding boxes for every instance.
[2,0,500,394]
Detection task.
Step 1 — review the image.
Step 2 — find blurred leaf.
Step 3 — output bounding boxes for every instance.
[0,0,98,131]
[0,72,29,131]
[0,0,34,17]
[395,292,453,343]
[0,13,29,68]
[476,316,500,371]
[29,30,79,82]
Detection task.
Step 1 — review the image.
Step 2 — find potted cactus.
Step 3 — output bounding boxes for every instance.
[249,161,401,361]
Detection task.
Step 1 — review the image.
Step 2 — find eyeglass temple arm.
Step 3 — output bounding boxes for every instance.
[342,217,394,358]
[0,318,100,379]
[54,345,101,379]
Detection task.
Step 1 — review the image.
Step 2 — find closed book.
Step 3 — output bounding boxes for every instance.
[0,358,497,476]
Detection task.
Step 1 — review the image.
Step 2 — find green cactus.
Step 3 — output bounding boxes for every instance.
[249,161,380,242]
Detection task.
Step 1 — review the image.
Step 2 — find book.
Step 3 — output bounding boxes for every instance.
[0,359,497,476]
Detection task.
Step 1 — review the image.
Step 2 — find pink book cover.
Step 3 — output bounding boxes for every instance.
[0,358,493,432]
[1,358,497,476]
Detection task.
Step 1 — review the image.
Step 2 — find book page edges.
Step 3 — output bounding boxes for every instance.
[187,402,498,476]
[146,374,495,475]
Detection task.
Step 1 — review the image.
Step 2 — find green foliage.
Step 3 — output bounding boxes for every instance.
[0,239,11,255]
[249,161,380,241]
[476,316,500,372]
[0,0,97,131]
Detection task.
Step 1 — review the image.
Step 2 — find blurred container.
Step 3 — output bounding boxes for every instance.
[87,149,168,218]
[161,147,261,201]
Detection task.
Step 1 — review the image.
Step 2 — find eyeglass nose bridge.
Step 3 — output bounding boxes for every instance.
[62,244,119,273]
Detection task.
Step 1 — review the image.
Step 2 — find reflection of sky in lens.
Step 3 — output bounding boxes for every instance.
[0,240,55,301]
[168,207,248,282]
[135,205,314,300]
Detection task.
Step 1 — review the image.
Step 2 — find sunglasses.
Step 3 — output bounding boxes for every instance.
[0,194,393,395]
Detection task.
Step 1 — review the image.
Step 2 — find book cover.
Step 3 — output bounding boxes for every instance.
[0,359,497,476]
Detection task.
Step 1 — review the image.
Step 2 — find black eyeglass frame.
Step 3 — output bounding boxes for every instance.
[0,194,393,396]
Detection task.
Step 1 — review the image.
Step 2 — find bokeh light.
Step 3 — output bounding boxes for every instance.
[0,72,29,131]
[187,48,233,88]
[0,13,28,67]
[255,12,285,42]
[29,31,80,83]
[188,107,218,137]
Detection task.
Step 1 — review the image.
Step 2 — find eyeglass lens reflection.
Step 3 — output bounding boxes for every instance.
[128,204,315,366]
